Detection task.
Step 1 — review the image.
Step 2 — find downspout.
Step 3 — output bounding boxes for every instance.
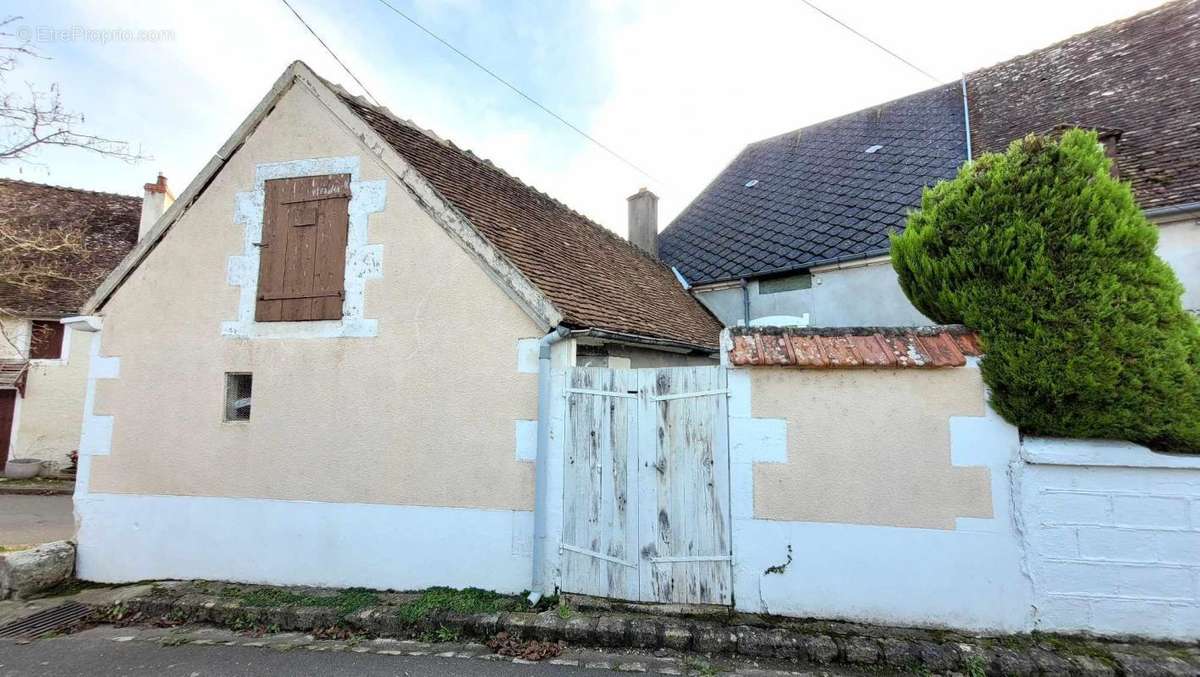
[529,324,571,604]
[960,74,973,161]
[740,278,751,327]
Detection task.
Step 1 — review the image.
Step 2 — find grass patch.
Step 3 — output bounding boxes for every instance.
[683,656,725,676]
[1032,632,1117,667]
[225,586,379,617]
[964,654,987,677]
[394,587,525,624]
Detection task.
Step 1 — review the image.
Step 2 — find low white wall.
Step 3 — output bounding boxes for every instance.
[75,493,534,593]
[1019,437,1200,641]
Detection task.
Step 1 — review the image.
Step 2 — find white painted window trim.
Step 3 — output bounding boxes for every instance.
[222,156,386,340]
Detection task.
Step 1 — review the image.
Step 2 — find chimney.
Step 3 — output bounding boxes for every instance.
[139,173,174,240]
[626,187,659,257]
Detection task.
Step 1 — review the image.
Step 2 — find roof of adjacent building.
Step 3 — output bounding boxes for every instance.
[658,83,968,286]
[662,1,1199,286]
[727,326,982,369]
[0,178,141,317]
[339,94,724,350]
[968,0,1200,210]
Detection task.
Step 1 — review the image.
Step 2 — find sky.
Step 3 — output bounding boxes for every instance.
[0,0,1166,238]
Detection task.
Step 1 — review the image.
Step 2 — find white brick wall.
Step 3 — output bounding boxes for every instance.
[1020,438,1200,641]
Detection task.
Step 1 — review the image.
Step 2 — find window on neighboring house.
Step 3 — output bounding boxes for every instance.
[29,320,65,360]
[255,174,352,322]
[224,373,252,421]
[759,273,812,295]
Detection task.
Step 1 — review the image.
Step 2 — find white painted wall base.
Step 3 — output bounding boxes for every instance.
[75,493,534,593]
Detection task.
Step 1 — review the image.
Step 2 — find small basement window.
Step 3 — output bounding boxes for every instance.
[224,373,253,421]
[759,273,813,295]
[29,320,65,360]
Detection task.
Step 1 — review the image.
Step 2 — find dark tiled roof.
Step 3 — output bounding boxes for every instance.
[727,326,981,369]
[339,96,724,350]
[658,83,967,285]
[0,179,141,316]
[968,0,1200,210]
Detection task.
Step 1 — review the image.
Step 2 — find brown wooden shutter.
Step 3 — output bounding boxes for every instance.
[29,320,65,360]
[255,174,351,322]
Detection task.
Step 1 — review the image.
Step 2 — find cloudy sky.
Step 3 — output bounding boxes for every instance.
[0,0,1163,236]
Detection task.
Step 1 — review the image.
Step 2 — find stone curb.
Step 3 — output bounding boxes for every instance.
[0,485,73,496]
[107,592,1200,676]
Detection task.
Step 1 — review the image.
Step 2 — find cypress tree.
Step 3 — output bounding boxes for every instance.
[892,129,1200,452]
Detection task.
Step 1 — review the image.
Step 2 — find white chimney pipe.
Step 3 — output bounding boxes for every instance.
[626,187,659,258]
[138,173,174,241]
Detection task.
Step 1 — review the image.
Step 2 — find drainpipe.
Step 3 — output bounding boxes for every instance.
[529,324,571,604]
[960,74,973,162]
[740,278,751,327]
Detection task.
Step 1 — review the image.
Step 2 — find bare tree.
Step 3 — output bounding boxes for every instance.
[0,16,149,163]
[0,15,149,363]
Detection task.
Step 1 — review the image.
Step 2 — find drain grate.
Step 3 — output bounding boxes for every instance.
[0,601,93,639]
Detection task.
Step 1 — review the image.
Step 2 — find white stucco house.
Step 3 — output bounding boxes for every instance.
[0,177,170,474]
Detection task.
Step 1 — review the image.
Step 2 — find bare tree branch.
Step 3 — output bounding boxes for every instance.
[0,15,150,164]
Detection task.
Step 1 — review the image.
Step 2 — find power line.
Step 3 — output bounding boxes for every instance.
[798,0,942,84]
[371,0,663,184]
[278,0,382,106]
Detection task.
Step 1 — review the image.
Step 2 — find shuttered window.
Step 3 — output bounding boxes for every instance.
[29,320,65,360]
[255,174,352,322]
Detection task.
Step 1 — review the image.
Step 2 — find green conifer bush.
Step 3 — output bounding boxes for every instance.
[892,129,1200,452]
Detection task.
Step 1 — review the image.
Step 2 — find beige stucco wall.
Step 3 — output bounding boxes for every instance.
[749,366,993,529]
[87,84,543,510]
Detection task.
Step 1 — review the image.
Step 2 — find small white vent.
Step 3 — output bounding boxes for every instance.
[744,179,759,187]
[865,145,884,154]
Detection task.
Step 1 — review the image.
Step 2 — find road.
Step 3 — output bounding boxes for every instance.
[0,637,623,676]
[0,494,73,546]
[0,624,831,677]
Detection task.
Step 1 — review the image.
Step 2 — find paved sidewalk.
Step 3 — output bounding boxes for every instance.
[0,494,73,546]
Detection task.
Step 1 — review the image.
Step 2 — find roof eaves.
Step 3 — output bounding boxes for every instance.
[689,247,893,287]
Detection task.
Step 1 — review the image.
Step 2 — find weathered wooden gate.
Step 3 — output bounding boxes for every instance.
[558,366,732,606]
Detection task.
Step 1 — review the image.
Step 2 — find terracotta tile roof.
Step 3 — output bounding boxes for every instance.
[727,326,981,368]
[0,178,141,317]
[339,95,724,350]
[968,0,1200,210]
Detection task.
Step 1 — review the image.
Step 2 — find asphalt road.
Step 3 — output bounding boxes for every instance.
[0,494,73,546]
[0,637,621,676]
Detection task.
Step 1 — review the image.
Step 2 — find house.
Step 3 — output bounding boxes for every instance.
[71,61,722,589]
[659,0,1200,327]
[0,177,170,474]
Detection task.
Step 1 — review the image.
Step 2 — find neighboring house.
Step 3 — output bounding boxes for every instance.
[0,177,169,473]
[72,62,722,587]
[660,0,1200,327]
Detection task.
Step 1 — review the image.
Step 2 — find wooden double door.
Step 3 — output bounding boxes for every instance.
[558,366,732,606]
